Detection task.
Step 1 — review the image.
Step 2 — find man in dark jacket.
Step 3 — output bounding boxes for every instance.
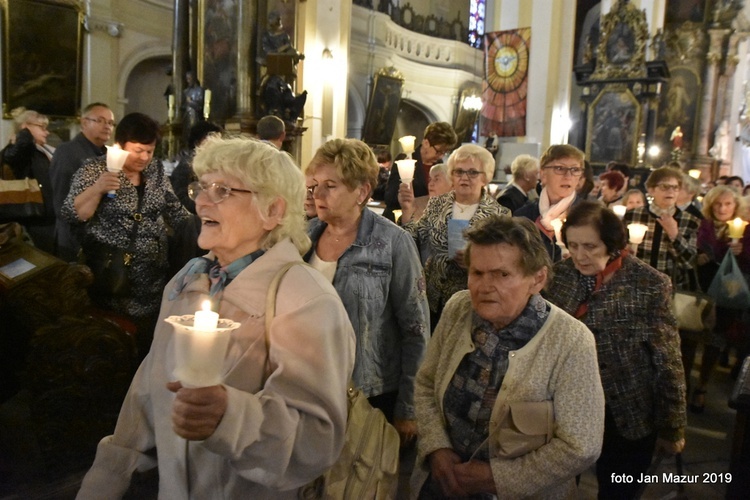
[50,102,114,261]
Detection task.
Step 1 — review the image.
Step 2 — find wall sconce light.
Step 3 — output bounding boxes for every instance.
[84,16,124,37]
[648,145,661,159]
[462,94,482,111]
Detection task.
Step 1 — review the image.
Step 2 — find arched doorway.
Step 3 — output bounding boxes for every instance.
[123,56,172,124]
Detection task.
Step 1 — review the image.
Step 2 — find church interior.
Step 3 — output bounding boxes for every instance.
[2,0,750,498]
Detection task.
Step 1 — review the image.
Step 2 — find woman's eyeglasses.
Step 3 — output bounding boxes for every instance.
[542,165,584,177]
[188,181,255,204]
[452,168,484,179]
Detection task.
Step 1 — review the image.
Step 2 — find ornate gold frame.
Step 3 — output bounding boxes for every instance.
[591,0,649,80]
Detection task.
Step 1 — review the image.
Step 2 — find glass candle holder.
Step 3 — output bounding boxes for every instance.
[398,135,416,156]
[727,217,748,240]
[395,159,416,184]
[627,223,648,244]
[612,205,627,218]
[165,314,241,387]
[105,145,129,197]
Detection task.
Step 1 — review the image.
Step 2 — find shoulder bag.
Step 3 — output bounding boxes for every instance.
[84,194,144,298]
[263,263,400,500]
[671,260,716,336]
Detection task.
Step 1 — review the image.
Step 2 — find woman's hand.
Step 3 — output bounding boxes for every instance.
[393,418,417,447]
[428,448,467,497]
[397,183,415,223]
[696,252,711,266]
[656,437,685,456]
[454,459,497,495]
[657,214,679,241]
[167,381,227,441]
[729,240,743,256]
[453,249,467,269]
[95,171,121,195]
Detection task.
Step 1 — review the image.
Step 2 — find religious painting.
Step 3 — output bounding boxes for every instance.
[606,22,636,65]
[481,27,530,137]
[2,0,83,118]
[362,70,404,147]
[656,65,701,155]
[199,0,239,121]
[665,0,709,24]
[587,86,641,166]
[454,85,481,143]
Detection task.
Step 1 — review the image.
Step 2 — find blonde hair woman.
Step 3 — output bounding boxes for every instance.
[0,107,56,251]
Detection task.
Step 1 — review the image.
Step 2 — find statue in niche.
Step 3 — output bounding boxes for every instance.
[257,11,304,67]
[182,71,205,141]
[260,72,307,123]
[651,29,665,60]
[709,120,731,163]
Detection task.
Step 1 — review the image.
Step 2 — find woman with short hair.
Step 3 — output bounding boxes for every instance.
[399,144,508,324]
[546,201,686,499]
[305,138,429,445]
[411,215,604,498]
[77,136,355,498]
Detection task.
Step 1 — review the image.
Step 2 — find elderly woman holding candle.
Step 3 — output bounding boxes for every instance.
[62,112,192,357]
[516,144,586,262]
[77,137,355,498]
[305,138,429,445]
[411,215,604,498]
[685,186,750,412]
[622,166,700,288]
[545,202,686,499]
[399,144,508,325]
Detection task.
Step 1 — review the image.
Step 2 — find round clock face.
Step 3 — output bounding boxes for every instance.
[486,31,529,93]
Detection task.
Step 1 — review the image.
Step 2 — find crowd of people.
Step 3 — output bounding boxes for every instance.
[3,107,748,498]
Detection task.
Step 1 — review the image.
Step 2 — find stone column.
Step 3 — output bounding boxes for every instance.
[697,28,729,157]
[172,0,190,122]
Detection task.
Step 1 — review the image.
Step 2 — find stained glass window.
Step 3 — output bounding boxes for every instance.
[469,0,486,48]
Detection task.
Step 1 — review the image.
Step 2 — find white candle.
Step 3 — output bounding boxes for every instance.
[203,89,212,118]
[392,209,402,222]
[613,205,627,218]
[399,135,416,156]
[550,218,564,244]
[395,159,416,184]
[194,300,219,331]
[627,223,648,244]
[728,217,748,240]
[168,95,175,121]
[105,145,130,197]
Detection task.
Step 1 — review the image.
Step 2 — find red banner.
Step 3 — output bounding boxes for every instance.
[481,28,531,137]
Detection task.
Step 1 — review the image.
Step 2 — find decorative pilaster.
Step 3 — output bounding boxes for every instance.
[171,0,190,123]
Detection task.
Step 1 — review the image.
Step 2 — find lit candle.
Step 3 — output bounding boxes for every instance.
[627,223,648,244]
[550,218,564,245]
[105,145,129,197]
[613,205,627,218]
[399,135,416,157]
[392,209,402,222]
[168,95,175,121]
[727,217,748,240]
[203,89,212,119]
[395,159,416,184]
[195,300,219,331]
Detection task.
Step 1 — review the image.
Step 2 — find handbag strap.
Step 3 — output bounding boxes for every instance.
[262,261,309,387]
[123,190,145,264]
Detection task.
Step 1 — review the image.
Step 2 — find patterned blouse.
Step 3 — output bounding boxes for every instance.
[62,156,191,319]
[403,190,509,315]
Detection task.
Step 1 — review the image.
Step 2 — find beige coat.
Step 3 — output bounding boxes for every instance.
[411,291,605,499]
[77,239,356,499]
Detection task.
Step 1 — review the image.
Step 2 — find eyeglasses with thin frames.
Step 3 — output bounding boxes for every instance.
[430,143,451,156]
[542,165,584,177]
[655,183,680,192]
[452,168,484,179]
[84,117,117,127]
[188,181,255,204]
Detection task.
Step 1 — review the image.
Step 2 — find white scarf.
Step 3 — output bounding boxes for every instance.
[538,188,576,231]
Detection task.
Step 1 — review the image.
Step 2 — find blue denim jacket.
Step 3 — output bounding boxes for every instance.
[306,208,429,419]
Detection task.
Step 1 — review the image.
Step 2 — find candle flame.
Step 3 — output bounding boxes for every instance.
[201,300,212,312]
